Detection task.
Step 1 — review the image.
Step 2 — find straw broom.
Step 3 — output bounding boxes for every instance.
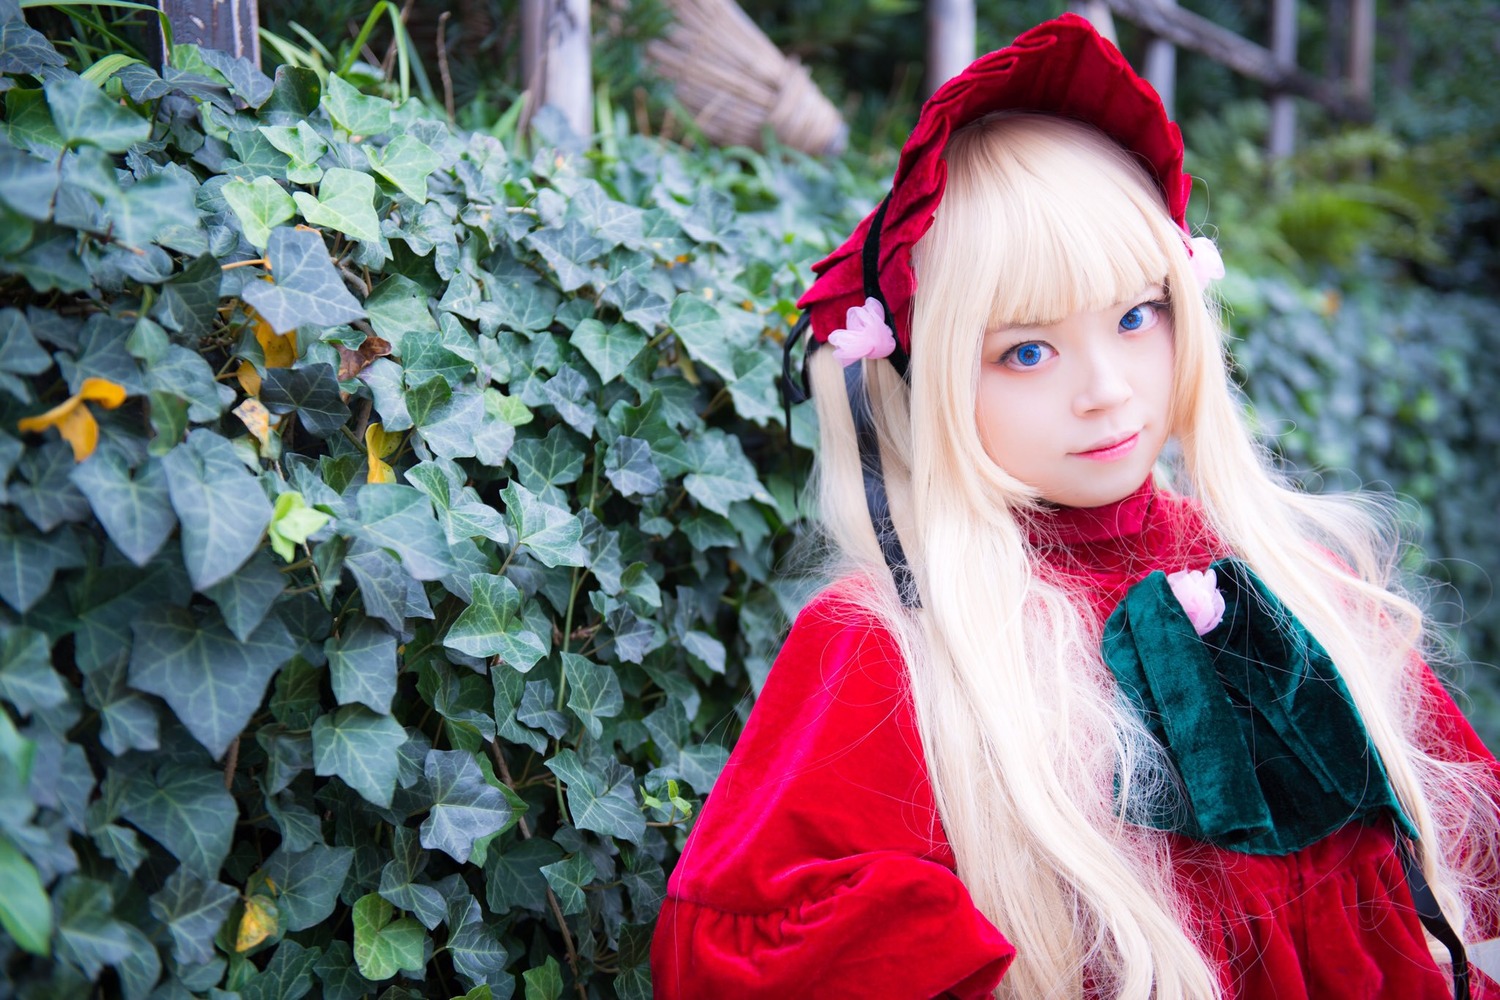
[647,0,847,156]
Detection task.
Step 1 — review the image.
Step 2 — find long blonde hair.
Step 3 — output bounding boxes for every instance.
[806,114,1499,999]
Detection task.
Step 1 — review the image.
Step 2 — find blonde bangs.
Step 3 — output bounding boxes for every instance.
[934,114,1177,331]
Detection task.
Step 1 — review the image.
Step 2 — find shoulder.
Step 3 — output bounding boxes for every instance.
[766,578,910,706]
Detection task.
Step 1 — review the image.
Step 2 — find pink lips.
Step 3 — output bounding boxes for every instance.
[1073,432,1139,462]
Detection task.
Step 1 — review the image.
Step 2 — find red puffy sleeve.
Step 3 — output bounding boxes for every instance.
[652,588,1015,999]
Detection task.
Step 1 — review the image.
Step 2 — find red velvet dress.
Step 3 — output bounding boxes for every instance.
[652,483,1500,998]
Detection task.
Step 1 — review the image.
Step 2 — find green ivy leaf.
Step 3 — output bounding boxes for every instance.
[365,273,439,344]
[268,490,331,562]
[85,654,159,755]
[0,625,67,715]
[311,705,407,808]
[238,938,321,1000]
[367,135,441,203]
[510,426,585,493]
[603,436,662,498]
[203,552,286,643]
[354,483,456,582]
[483,837,562,913]
[147,868,237,966]
[70,450,176,567]
[447,919,508,989]
[0,521,84,613]
[562,653,623,740]
[258,122,327,184]
[499,482,586,568]
[324,75,392,136]
[262,363,352,438]
[667,294,737,380]
[242,227,365,335]
[539,852,595,916]
[293,167,383,245]
[0,832,51,956]
[153,254,223,341]
[106,171,200,249]
[420,749,513,863]
[522,956,563,1000]
[544,750,646,845]
[223,175,297,250]
[0,18,67,77]
[260,844,354,931]
[120,763,237,879]
[129,604,296,759]
[55,877,135,980]
[682,429,765,515]
[0,142,60,224]
[160,429,273,590]
[350,893,424,981]
[327,616,397,714]
[570,318,646,384]
[443,574,549,671]
[405,461,507,545]
[44,76,149,153]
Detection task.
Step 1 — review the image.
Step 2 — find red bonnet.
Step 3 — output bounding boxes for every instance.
[796,14,1192,355]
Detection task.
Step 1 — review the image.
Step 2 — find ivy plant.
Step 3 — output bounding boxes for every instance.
[0,3,868,996]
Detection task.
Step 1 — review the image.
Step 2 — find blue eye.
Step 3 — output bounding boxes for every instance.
[1120,303,1163,332]
[1000,341,1055,371]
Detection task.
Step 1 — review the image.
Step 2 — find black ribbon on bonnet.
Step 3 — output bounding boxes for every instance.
[780,195,920,609]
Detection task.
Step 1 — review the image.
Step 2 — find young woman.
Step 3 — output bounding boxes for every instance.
[652,15,1500,998]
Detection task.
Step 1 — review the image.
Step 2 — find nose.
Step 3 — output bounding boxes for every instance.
[1072,340,1133,416]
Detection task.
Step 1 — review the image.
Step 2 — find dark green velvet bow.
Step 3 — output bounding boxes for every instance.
[1101,558,1416,855]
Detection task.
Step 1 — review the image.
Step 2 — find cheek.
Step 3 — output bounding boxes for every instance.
[975,377,1044,470]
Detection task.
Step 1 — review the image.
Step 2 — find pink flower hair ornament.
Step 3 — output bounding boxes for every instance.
[1167,566,1226,636]
[827,298,897,367]
[1187,236,1225,285]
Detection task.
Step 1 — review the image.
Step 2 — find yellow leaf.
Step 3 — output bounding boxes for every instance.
[235,894,278,952]
[365,422,400,484]
[233,398,274,449]
[15,376,127,462]
[367,457,395,484]
[249,307,297,368]
[76,377,127,409]
[365,422,400,459]
[236,360,262,397]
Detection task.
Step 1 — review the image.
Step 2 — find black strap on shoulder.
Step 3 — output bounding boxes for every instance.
[1399,836,1470,1000]
[860,194,911,382]
[844,362,921,609]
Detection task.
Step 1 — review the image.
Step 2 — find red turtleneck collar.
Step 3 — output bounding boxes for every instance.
[1025,477,1157,548]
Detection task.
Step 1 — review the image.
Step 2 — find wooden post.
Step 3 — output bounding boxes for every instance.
[1098,0,1368,120]
[1348,0,1375,103]
[159,0,260,65]
[1068,0,1118,46]
[1143,0,1178,117]
[925,0,975,96]
[520,0,593,141]
[1267,0,1297,159]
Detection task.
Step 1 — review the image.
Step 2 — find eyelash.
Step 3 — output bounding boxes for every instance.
[994,300,1170,370]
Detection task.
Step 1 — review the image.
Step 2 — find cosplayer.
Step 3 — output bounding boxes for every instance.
[651,14,1500,999]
